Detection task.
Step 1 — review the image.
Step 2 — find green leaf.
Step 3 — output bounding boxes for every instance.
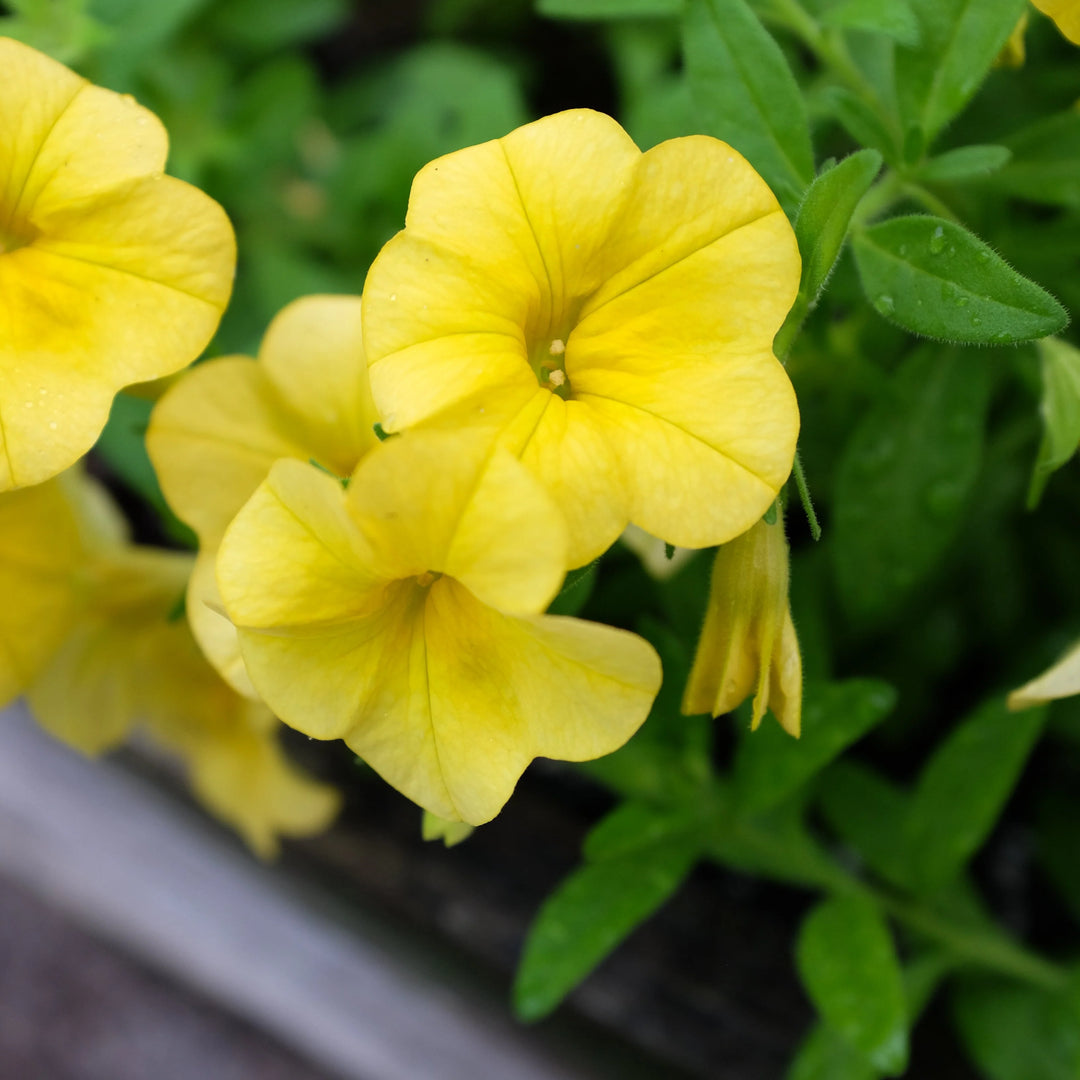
[788,951,952,1080]
[817,760,911,888]
[822,86,899,163]
[734,679,896,815]
[1028,338,1080,508]
[537,0,680,16]
[513,818,699,1021]
[206,0,349,51]
[795,149,883,305]
[583,797,708,861]
[796,895,908,1075]
[916,144,1012,183]
[852,215,1069,345]
[831,347,993,624]
[996,111,1080,209]
[904,698,1047,894]
[787,1025,877,1080]
[953,978,1080,1080]
[683,0,814,210]
[894,0,1026,144]
[821,0,919,45]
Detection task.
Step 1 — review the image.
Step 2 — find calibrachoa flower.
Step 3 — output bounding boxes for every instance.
[1032,0,1080,42]
[0,475,85,707]
[0,37,235,492]
[362,109,800,567]
[1008,639,1080,709]
[18,471,339,857]
[217,430,662,825]
[682,508,802,736]
[147,295,378,695]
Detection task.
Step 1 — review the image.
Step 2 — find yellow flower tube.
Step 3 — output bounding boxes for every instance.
[362,109,801,568]
[0,38,235,491]
[147,295,379,695]
[682,508,802,736]
[217,429,663,825]
[1032,0,1080,42]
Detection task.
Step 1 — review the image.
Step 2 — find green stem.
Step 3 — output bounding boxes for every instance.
[792,452,821,540]
[899,181,961,224]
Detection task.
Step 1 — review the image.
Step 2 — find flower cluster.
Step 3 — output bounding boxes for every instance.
[3,38,806,835]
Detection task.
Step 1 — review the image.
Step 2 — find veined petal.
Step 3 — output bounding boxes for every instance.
[0,39,167,229]
[147,357,308,547]
[0,174,234,490]
[187,548,257,699]
[579,135,797,330]
[499,391,628,567]
[580,354,796,547]
[398,109,638,325]
[259,295,379,474]
[413,579,660,823]
[218,458,385,632]
[347,429,567,612]
[1009,639,1080,709]
[0,478,84,706]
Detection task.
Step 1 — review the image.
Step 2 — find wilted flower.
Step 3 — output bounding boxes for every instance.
[1032,0,1080,42]
[147,295,378,694]
[363,109,800,567]
[682,508,802,736]
[217,429,662,825]
[1008,639,1080,710]
[0,37,235,491]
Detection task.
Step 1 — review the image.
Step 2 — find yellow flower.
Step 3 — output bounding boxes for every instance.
[362,109,800,568]
[217,429,662,825]
[16,472,339,857]
[1032,0,1080,42]
[0,475,86,706]
[0,37,235,492]
[1008,639,1080,710]
[682,509,802,736]
[146,295,378,695]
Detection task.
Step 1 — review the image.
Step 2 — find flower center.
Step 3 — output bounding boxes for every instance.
[415,570,442,588]
[0,218,35,255]
[528,336,572,400]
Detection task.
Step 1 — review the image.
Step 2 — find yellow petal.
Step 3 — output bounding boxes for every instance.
[1008,639,1080,709]
[218,458,385,634]
[577,350,797,547]
[187,548,257,698]
[499,390,629,567]
[148,357,308,547]
[27,545,192,753]
[0,38,235,491]
[0,478,84,706]
[257,294,379,475]
[1032,0,1080,43]
[345,429,567,612]
[163,717,341,860]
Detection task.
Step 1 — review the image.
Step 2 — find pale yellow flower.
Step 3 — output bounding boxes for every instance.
[147,295,378,695]
[217,429,662,825]
[1008,639,1080,710]
[12,472,339,857]
[1032,0,1080,42]
[0,37,235,491]
[363,109,800,568]
[682,509,802,736]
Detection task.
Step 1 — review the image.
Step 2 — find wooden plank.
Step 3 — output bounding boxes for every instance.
[0,703,595,1080]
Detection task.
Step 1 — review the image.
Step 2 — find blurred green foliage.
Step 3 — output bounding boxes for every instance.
[12,0,1080,1074]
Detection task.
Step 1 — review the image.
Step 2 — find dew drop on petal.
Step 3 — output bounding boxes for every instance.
[874,294,895,316]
